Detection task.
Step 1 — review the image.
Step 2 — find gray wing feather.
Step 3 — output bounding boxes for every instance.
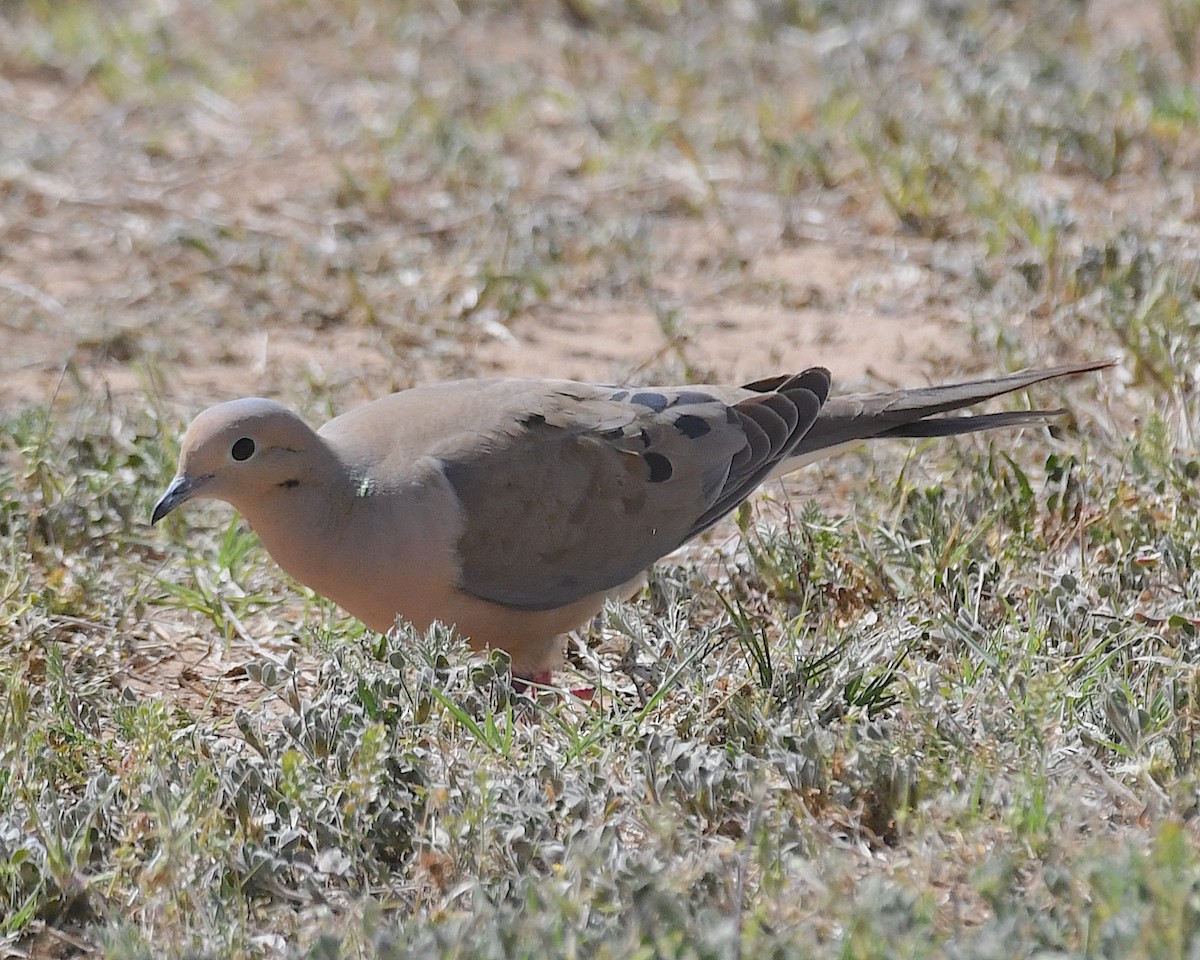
[442,371,829,611]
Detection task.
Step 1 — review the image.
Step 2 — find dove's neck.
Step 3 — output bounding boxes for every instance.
[239,444,468,632]
[234,444,359,588]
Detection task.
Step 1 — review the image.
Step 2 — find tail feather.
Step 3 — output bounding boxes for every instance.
[776,359,1111,472]
[877,407,1068,439]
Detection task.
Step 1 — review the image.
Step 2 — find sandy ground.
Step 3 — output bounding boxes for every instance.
[0,3,1029,421]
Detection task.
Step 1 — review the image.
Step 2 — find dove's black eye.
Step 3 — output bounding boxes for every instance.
[231,437,256,461]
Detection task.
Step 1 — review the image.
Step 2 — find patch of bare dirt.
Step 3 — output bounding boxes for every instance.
[0,3,998,426]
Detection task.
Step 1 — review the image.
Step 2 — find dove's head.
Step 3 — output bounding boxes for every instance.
[152,398,324,524]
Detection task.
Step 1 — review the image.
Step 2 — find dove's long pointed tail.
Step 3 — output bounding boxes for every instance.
[767,359,1112,476]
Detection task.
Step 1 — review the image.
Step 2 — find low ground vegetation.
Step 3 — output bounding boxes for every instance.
[2,0,1200,955]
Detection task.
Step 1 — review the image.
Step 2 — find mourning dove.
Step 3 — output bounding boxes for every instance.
[153,360,1109,675]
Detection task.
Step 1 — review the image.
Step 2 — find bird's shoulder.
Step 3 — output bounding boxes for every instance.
[317,377,747,468]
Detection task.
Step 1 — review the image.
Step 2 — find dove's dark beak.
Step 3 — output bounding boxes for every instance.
[152,474,208,525]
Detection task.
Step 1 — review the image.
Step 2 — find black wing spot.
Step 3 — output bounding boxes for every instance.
[639,429,652,448]
[631,391,669,412]
[674,414,711,439]
[643,452,673,482]
[521,412,548,428]
[670,390,714,406]
[610,389,629,401]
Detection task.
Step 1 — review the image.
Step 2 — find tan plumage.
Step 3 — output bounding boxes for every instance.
[153,360,1109,674]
